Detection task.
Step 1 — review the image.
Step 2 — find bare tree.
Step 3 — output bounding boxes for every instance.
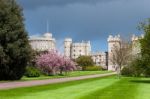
[110,40,132,78]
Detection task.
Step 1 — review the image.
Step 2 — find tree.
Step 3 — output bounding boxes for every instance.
[76,56,94,70]
[139,19,150,76]
[36,50,76,75]
[121,19,150,77]
[110,40,132,77]
[0,0,32,80]
[121,57,144,77]
[59,57,76,75]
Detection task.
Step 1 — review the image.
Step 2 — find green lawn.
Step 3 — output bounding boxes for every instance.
[0,76,150,99]
[81,77,150,99]
[22,70,112,81]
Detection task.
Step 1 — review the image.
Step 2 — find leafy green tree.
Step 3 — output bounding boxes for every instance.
[140,19,150,56]
[139,19,150,77]
[76,56,94,70]
[0,0,32,80]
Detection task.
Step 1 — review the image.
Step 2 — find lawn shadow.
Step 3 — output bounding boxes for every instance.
[130,80,150,84]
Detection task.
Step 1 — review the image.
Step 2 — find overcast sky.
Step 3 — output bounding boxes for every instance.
[17,0,150,52]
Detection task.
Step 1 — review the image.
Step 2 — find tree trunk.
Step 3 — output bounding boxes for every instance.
[60,69,63,75]
[49,69,56,76]
[117,66,121,79]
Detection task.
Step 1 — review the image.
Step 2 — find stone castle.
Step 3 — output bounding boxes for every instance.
[29,32,143,71]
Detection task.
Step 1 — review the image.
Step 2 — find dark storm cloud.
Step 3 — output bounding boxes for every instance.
[17,0,119,9]
[16,0,150,51]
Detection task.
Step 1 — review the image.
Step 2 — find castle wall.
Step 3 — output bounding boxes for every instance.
[64,39,91,59]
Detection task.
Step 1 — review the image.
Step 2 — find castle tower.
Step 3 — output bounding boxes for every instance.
[64,38,72,57]
[85,41,91,55]
[131,34,143,56]
[107,35,121,71]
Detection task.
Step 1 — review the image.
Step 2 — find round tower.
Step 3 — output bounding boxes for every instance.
[64,38,72,57]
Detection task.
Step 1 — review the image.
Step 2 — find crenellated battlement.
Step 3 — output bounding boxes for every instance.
[131,34,144,42]
[132,34,140,41]
[64,38,72,42]
[107,34,121,42]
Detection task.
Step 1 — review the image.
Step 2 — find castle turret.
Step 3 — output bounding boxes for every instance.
[131,34,143,56]
[107,34,121,71]
[64,38,72,57]
[85,41,91,55]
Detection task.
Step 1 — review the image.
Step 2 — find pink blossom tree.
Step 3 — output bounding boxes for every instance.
[59,57,76,75]
[36,50,76,75]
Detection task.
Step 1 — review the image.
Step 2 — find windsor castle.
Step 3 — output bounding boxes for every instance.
[29,32,143,71]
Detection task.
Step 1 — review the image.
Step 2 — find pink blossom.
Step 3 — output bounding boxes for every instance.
[36,50,76,75]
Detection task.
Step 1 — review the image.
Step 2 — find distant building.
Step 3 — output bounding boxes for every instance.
[90,52,108,69]
[64,38,91,59]
[29,32,56,51]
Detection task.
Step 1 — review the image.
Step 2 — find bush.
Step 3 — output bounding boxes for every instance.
[76,66,82,71]
[121,58,144,77]
[121,66,133,76]
[141,56,150,77]
[85,66,102,71]
[25,66,41,77]
[142,63,150,77]
[76,56,94,70]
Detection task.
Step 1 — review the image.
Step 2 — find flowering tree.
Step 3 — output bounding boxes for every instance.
[36,50,76,75]
[59,57,76,75]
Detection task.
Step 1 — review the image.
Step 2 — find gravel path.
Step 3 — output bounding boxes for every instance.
[0,72,116,90]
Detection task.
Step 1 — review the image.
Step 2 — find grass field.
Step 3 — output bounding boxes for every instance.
[22,71,111,81]
[0,76,150,99]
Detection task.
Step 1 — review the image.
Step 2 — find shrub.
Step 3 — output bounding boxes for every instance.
[121,66,133,76]
[85,66,102,71]
[76,66,82,71]
[76,56,94,70]
[141,56,150,77]
[121,58,144,77]
[25,66,41,77]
